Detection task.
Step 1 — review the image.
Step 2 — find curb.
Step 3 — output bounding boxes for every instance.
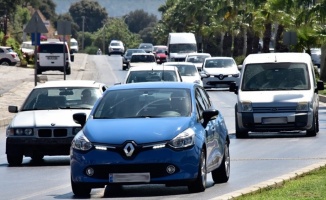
[210,161,326,200]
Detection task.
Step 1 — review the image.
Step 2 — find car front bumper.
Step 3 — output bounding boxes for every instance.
[236,111,313,132]
[70,145,200,186]
[203,76,239,88]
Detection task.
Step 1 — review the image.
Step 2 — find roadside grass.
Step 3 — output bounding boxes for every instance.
[235,165,326,199]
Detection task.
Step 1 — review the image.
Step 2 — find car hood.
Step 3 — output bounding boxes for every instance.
[182,76,201,83]
[10,110,91,127]
[204,67,239,75]
[84,117,192,144]
[239,90,314,104]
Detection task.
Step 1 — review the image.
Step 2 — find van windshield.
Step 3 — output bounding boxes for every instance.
[39,44,68,53]
[242,63,310,91]
[169,44,197,53]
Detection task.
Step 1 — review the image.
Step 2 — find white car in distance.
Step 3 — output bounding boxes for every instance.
[129,53,157,68]
[163,62,203,86]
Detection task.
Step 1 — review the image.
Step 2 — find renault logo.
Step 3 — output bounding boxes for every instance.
[51,123,55,126]
[218,74,224,80]
[123,143,135,157]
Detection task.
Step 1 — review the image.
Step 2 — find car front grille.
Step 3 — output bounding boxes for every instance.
[253,106,297,113]
[38,128,68,137]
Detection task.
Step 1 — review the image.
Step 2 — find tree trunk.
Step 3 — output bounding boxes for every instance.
[246,28,254,56]
[262,22,271,53]
[274,24,289,52]
[222,32,232,57]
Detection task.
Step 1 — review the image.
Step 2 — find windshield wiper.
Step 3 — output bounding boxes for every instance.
[59,106,91,109]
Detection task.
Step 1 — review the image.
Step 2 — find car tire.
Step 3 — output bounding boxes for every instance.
[306,112,318,137]
[108,53,111,56]
[7,154,23,166]
[235,104,249,138]
[71,177,92,196]
[212,143,230,183]
[37,68,42,74]
[0,59,11,66]
[188,149,206,193]
[66,67,71,75]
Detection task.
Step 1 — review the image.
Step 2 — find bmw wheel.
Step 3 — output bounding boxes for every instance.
[71,177,92,196]
[7,154,23,166]
[188,149,206,193]
[212,143,230,183]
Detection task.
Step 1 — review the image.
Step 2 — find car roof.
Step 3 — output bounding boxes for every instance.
[131,53,155,56]
[109,82,196,91]
[128,65,178,71]
[164,62,196,66]
[34,80,104,89]
[243,53,312,65]
[186,53,211,56]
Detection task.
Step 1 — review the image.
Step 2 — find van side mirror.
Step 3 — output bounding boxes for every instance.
[70,54,74,62]
[317,80,324,91]
[229,82,238,94]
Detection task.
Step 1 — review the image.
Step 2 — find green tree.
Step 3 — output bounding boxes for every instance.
[69,0,109,33]
[124,9,158,34]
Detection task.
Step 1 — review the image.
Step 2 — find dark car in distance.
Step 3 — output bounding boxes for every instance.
[122,49,146,70]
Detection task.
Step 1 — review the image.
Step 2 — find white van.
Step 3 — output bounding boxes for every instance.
[166,32,197,62]
[70,38,79,53]
[229,53,324,138]
[37,41,74,74]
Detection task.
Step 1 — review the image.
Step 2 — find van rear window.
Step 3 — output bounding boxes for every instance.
[39,44,68,53]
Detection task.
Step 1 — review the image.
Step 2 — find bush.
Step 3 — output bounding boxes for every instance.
[234,55,246,65]
[84,46,99,55]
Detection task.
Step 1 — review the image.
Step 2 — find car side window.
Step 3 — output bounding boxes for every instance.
[198,87,211,109]
[195,89,205,121]
[195,88,207,110]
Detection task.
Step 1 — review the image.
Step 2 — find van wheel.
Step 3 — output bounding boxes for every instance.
[212,143,230,183]
[66,67,71,75]
[235,104,249,138]
[306,113,318,137]
[37,69,42,74]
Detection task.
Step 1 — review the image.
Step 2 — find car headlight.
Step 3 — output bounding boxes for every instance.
[73,127,82,135]
[232,73,240,77]
[71,131,93,151]
[6,128,34,136]
[240,101,253,112]
[168,128,195,149]
[296,102,309,111]
[194,80,201,84]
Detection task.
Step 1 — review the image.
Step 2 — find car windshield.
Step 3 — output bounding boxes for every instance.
[130,55,155,62]
[169,44,197,53]
[174,65,197,76]
[110,42,121,46]
[21,87,102,111]
[93,88,191,119]
[126,50,144,56]
[204,59,236,68]
[126,70,178,83]
[242,63,310,91]
[186,55,209,63]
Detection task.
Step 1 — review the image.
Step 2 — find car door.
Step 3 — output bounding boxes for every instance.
[198,87,223,170]
[195,87,217,170]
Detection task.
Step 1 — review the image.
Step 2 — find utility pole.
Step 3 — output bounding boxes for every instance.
[82,16,85,51]
[102,25,105,54]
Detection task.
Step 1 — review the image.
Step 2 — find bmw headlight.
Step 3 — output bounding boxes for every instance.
[24,128,33,136]
[240,101,253,112]
[7,128,34,136]
[296,102,309,111]
[71,131,93,151]
[168,128,195,149]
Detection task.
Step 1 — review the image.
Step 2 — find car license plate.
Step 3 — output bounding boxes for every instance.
[109,173,150,183]
[47,56,57,60]
[262,117,287,124]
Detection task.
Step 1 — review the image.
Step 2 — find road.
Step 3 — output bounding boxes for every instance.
[1,55,326,199]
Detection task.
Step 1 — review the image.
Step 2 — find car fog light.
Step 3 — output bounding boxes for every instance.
[86,167,94,176]
[166,165,176,174]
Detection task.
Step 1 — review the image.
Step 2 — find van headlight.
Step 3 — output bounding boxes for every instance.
[71,131,93,151]
[240,101,253,112]
[168,128,195,149]
[296,102,309,111]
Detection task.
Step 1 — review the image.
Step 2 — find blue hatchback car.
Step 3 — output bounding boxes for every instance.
[70,82,230,196]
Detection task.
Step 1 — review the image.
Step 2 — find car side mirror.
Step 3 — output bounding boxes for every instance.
[73,113,87,127]
[237,65,242,71]
[8,105,18,113]
[202,109,219,128]
[200,72,208,80]
[229,82,238,94]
